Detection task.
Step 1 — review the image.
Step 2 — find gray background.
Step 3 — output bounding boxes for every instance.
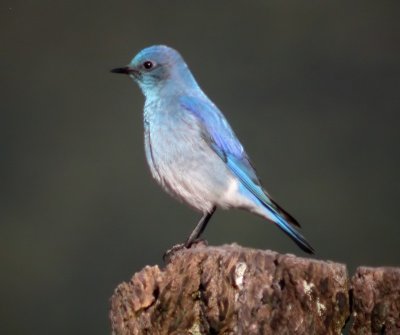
[1,1,399,334]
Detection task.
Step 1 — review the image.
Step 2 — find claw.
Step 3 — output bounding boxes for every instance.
[163,239,208,263]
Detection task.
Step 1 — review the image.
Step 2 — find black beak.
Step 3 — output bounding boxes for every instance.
[111,66,134,75]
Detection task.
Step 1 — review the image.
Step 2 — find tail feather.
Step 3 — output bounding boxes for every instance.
[236,181,314,254]
[259,197,314,254]
[257,199,314,254]
[269,197,301,228]
[272,213,314,254]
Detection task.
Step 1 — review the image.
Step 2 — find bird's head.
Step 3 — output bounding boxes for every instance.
[111,45,198,97]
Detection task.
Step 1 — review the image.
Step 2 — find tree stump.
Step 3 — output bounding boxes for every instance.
[110,243,351,334]
[350,266,400,334]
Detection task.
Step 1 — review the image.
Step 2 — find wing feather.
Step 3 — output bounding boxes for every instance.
[180,96,300,228]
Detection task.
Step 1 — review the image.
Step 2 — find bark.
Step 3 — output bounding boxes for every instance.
[110,243,356,335]
[350,266,400,335]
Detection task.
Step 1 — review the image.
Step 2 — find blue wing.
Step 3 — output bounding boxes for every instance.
[180,96,314,254]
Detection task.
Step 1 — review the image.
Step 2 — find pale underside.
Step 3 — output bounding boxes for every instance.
[143,100,261,215]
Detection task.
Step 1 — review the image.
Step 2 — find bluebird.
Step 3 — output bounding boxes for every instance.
[111,45,314,254]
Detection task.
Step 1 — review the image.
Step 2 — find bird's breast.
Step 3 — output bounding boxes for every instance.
[142,105,229,211]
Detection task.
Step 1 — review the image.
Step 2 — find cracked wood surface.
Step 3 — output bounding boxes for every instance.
[110,244,352,334]
[110,244,400,334]
[350,267,400,334]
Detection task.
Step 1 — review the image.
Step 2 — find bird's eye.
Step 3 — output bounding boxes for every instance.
[143,61,154,70]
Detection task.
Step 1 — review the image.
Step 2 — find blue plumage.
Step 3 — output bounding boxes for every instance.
[111,45,313,254]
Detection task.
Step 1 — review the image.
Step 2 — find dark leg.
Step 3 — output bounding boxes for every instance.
[185,206,216,247]
[163,206,216,263]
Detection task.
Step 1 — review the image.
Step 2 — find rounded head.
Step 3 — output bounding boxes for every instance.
[130,45,182,70]
[111,45,197,95]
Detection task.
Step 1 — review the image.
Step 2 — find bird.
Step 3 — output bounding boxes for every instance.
[111,45,314,254]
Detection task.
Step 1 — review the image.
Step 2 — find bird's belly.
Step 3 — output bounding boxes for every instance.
[145,122,234,212]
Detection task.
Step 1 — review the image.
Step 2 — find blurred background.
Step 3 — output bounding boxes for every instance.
[1,1,399,334]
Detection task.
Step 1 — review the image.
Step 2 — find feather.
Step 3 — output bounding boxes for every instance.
[180,95,313,254]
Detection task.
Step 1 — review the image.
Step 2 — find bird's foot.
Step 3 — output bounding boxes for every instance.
[185,238,208,248]
[163,239,208,263]
[163,243,185,263]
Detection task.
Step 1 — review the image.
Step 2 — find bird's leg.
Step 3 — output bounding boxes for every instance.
[185,206,216,247]
[163,207,216,263]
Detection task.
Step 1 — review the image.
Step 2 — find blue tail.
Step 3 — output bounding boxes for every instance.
[204,140,314,253]
[269,210,314,254]
[237,183,314,254]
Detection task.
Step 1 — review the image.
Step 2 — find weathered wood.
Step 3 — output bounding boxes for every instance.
[350,266,400,335]
[110,243,351,334]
